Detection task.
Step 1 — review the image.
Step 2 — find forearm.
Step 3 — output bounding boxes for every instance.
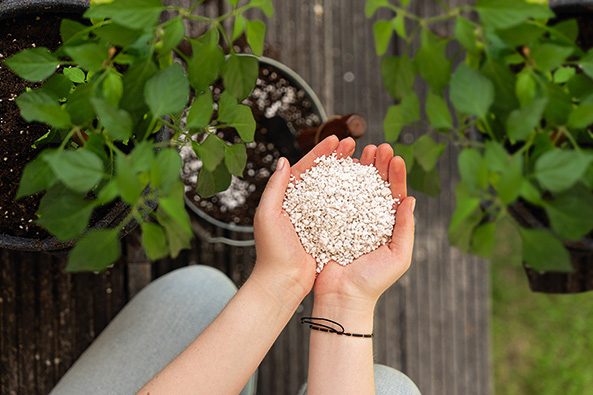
[306,296,377,395]
[137,268,304,395]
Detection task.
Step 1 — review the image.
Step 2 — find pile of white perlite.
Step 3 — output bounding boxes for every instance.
[282,154,398,273]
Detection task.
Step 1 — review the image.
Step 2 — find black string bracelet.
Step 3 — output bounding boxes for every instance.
[300,317,374,338]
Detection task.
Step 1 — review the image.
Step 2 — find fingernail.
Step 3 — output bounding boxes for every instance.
[277,157,286,171]
[410,197,416,214]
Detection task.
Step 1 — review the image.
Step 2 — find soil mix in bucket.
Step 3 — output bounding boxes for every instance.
[181,63,322,227]
[0,14,70,238]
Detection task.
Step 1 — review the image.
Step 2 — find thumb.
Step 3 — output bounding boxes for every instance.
[389,196,416,262]
[257,157,290,213]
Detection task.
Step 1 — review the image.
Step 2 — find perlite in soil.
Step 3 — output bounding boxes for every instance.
[282,154,399,273]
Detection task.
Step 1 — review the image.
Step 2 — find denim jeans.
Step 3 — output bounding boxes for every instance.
[50,265,256,395]
[50,265,419,395]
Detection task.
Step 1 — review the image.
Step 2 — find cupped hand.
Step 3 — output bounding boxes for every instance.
[252,135,356,299]
[313,143,416,310]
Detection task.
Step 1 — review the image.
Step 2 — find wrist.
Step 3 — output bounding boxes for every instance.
[311,295,376,335]
[250,260,313,310]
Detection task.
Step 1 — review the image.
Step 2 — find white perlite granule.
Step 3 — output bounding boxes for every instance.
[282,154,398,273]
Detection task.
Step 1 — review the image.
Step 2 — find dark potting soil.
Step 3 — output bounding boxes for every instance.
[0,14,71,238]
[181,64,322,227]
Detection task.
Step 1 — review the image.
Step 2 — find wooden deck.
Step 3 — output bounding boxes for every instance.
[0,1,491,394]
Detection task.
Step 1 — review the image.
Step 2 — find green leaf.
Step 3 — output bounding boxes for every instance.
[16,90,71,128]
[413,135,446,173]
[90,98,132,141]
[63,67,86,83]
[454,17,478,53]
[129,141,155,173]
[408,163,441,197]
[115,155,145,204]
[121,58,158,113]
[222,54,259,101]
[567,105,593,129]
[193,134,227,172]
[65,83,96,125]
[484,140,509,173]
[84,0,165,30]
[544,83,572,126]
[144,63,189,118]
[36,185,95,241]
[470,222,496,258]
[232,15,247,41]
[480,58,519,116]
[515,69,536,107]
[250,0,274,17]
[380,55,415,101]
[158,17,186,56]
[535,150,593,192]
[228,0,240,7]
[373,20,392,56]
[225,143,247,177]
[64,43,108,72]
[102,72,123,106]
[246,20,266,57]
[544,187,593,241]
[365,0,391,17]
[158,181,192,235]
[196,162,232,198]
[66,229,120,272]
[458,148,488,192]
[579,49,593,80]
[474,0,554,30]
[5,47,60,81]
[187,91,213,130]
[426,91,452,130]
[554,67,576,84]
[156,206,192,259]
[39,74,73,100]
[506,97,547,142]
[415,34,450,92]
[16,153,57,199]
[141,222,169,261]
[520,228,572,272]
[530,43,573,72]
[491,215,522,268]
[393,143,414,170]
[232,105,256,142]
[94,23,143,47]
[60,19,88,43]
[217,90,238,123]
[187,34,225,93]
[448,183,482,252]
[43,149,105,193]
[495,153,523,204]
[449,64,494,119]
[519,179,544,206]
[495,22,545,47]
[151,148,182,194]
[392,14,406,40]
[383,92,420,141]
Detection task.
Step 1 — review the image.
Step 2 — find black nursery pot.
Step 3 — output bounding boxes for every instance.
[512,0,593,294]
[182,56,327,246]
[0,0,139,253]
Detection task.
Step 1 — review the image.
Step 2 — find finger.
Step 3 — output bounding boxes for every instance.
[292,135,339,179]
[389,196,416,263]
[360,145,377,166]
[334,137,356,159]
[374,143,394,181]
[257,157,290,213]
[388,156,407,203]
